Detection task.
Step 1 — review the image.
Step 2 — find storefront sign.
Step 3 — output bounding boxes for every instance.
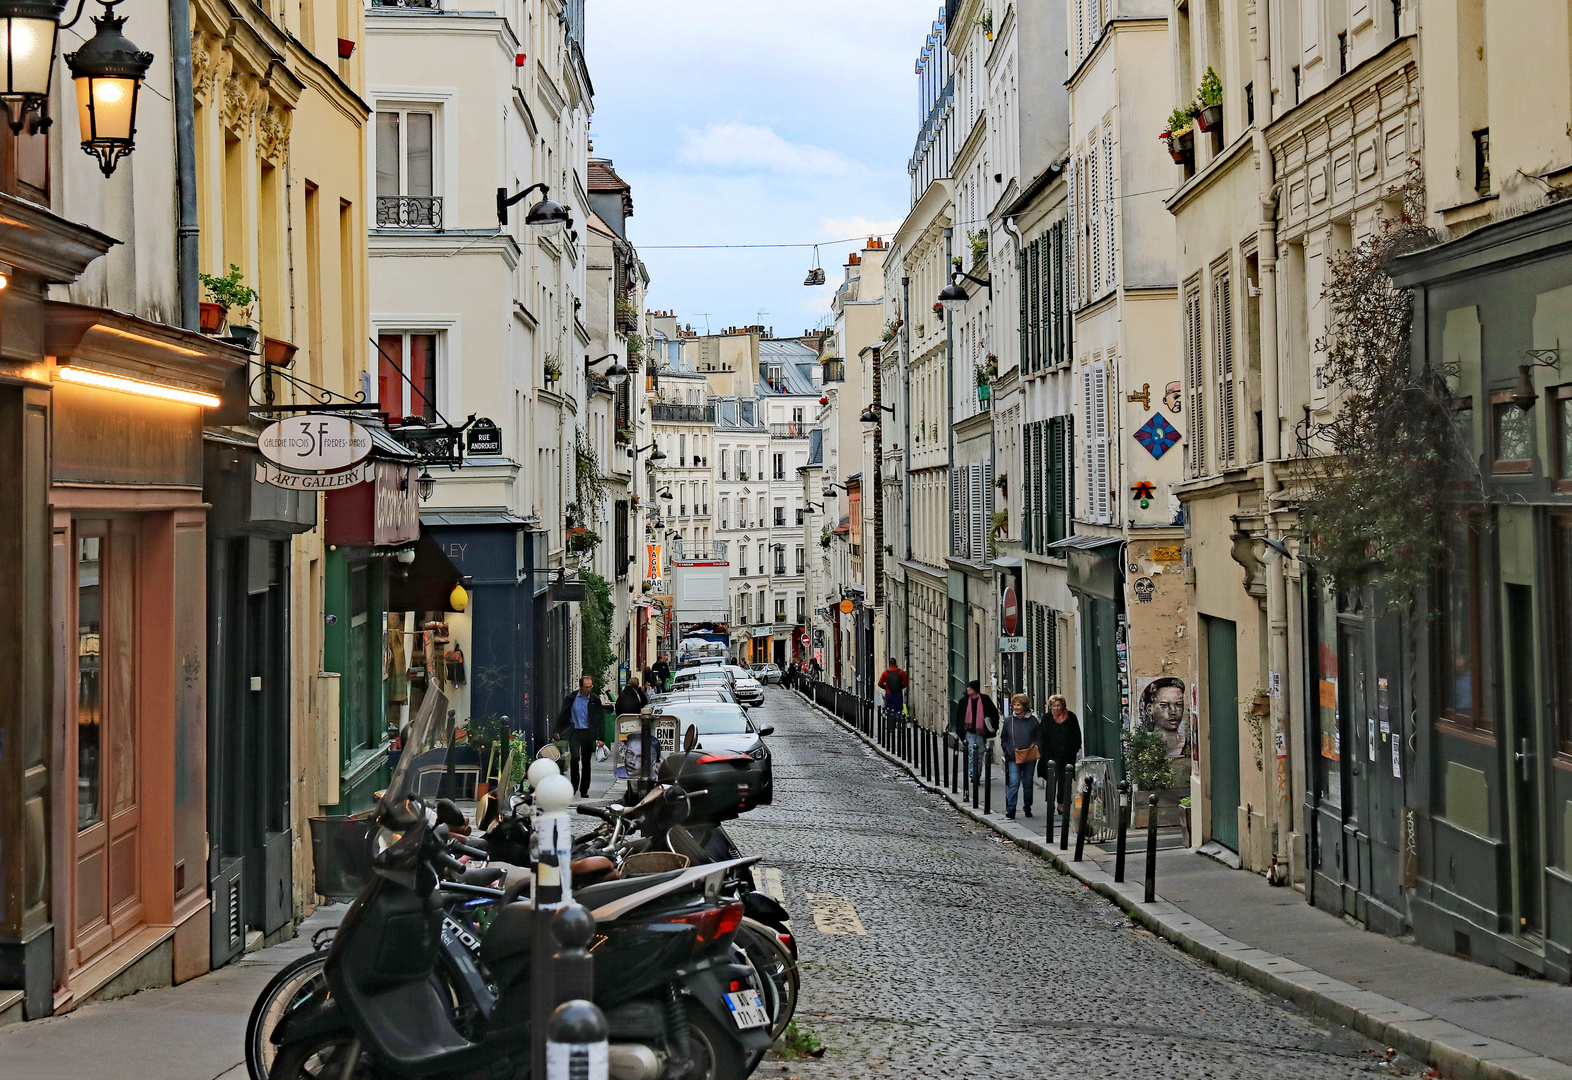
[325,461,419,547]
[256,460,374,490]
[466,418,502,455]
[646,543,663,579]
[259,415,371,472]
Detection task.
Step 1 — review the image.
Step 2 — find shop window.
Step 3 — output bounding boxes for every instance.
[1552,385,1572,492]
[1553,514,1572,755]
[1489,390,1532,473]
[1436,518,1492,734]
[77,535,103,830]
[376,331,439,423]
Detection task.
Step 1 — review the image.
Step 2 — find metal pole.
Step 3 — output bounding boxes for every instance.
[546,999,609,1080]
[1144,793,1160,903]
[1073,777,1092,861]
[1059,764,1073,851]
[530,769,576,1080]
[983,743,992,815]
[1043,760,1058,842]
[1114,779,1131,883]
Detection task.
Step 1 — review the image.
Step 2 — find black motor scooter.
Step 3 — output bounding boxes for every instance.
[268,691,772,1080]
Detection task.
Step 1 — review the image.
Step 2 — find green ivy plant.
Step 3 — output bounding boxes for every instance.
[580,571,616,693]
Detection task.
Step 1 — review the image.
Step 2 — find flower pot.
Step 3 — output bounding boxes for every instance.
[263,336,298,367]
[1180,804,1193,846]
[227,324,259,352]
[337,37,355,58]
[1198,104,1223,132]
[977,383,991,402]
[1175,130,1194,153]
[198,301,226,334]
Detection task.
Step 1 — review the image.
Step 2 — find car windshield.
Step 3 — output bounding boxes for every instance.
[651,703,752,735]
[379,686,451,814]
[675,670,730,685]
[725,666,757,681]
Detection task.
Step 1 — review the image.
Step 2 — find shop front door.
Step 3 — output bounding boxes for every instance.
[72,522,143,968]
[1505,583,1544,938]
[1205,615,1240,852]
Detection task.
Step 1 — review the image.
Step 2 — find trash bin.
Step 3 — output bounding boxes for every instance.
[309,814,376,900]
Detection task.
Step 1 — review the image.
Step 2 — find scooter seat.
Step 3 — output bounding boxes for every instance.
[458,865,505,887]
[574,868,687,911]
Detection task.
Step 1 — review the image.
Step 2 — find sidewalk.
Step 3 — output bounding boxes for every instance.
[803,690,1572,1080]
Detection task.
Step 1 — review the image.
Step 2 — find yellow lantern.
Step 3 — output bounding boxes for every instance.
[449,583,468,612]
[65,0,152,177]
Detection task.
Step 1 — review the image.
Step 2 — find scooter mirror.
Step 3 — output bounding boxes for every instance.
[683,724,699,752]
[663,785,688,805]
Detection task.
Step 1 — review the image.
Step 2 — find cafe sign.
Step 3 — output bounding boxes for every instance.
[259,415,372,473]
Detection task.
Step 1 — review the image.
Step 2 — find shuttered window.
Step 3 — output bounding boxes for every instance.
[1088,150,1100,298]
[1185,286,1205,477]
[1047,415,1069,545]
[1020,238,1033,373]
[1091,362,1111,523]
[1213,270,1237,469]
[1067,161,1078,310]
[1028,238,1042,372]
[1103,127,1116,292]
[1023,422,1036,552]
[951,470,964,556]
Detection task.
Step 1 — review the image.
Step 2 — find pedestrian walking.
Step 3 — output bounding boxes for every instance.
[614,674,647,716]
[640,665,657,697]
[1001,693,1042,819]
[949,680,999,786]
[652,658,670,692]
[809,656,823,683]
[556,676,606,797]
[1038,693,1083,815]
[786,660,801,690]
[877,657,908,720]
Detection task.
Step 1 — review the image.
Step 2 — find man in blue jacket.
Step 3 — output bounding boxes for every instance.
[557,676,606,797]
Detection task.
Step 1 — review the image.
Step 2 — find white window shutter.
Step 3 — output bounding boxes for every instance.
[969,463,986,560]
[1067,160,1078,311]
[1088,150,1100,297]
[1103,128,1116,291]
[1185,288,1205,477]
[1092,362,1110,523]
[1214,271,1236,468]
[951,470,964,556]
[1081,365,1094,520]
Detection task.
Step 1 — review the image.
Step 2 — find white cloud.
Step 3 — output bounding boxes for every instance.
[819,215,904,241]
[676,123,866,179]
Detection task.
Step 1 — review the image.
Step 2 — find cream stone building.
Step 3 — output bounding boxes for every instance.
[1167,0,1418,890]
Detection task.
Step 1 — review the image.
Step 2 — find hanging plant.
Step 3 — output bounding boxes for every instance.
[932,301,944,316]
[1300,169,1476,610]
[574,425,609,510]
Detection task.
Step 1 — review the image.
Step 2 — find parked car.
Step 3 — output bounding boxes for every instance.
[646,688,739,707]
[669,667,735,694]
[749,662,782,685]
[721,665,767,707]
[650,701,773,809]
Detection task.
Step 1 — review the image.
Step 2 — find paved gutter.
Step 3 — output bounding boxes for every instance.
[800,691,1572,1080]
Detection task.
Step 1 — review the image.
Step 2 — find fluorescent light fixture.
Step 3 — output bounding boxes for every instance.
[57,365,221,407]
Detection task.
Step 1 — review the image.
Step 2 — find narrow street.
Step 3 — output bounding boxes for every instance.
[741,688,1421,1079]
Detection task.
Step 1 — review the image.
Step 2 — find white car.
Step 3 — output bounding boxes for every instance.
[722,664,767,707]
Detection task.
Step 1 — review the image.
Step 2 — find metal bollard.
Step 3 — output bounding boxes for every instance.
[983,745,993,815]
[1114,778,1131,883]
[546,999,609,1080]
[1043,760,1058,842]
[1073,776,1092,861]
[1143,793,1159,903]
[530,763,577,1080]
[1059,764,1073,851]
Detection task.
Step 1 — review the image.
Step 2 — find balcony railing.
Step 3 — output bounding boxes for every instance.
[651,403,714,423]
[371,0,439,7]
[774,613,788,623]
[769,423,815,439]
[821,359,845,383]
[376,195,443,228]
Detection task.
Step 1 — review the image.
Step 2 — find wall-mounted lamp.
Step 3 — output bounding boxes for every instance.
[57,364,218,406]
[66,0,153,177]
[417,465,435,501]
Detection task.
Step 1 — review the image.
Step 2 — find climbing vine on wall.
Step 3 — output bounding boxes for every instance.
[1299,171,1483,609]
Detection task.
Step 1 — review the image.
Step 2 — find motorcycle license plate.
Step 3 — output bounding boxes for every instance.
[724,989,770,1029]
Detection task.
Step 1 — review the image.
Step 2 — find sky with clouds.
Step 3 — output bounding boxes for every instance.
[585,1,939,336]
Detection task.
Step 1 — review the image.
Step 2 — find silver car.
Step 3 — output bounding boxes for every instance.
[749,662,782,685]
[722,665,767,707]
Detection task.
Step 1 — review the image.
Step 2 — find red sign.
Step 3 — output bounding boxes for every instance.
[1002,585,1019,636]
[324,461,419,547]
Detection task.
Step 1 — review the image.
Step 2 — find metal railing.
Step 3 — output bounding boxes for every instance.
[651,403,714,423]
[376,194,443,228]
[371,0,439,7]
[769,423,815,439]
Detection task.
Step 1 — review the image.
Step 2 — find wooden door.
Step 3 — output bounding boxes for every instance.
[1204,616,1240,851]
[72,521,142,968]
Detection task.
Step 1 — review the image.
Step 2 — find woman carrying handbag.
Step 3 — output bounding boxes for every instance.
[1000,693,1042,819]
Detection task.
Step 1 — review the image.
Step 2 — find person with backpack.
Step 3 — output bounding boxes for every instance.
[877,657,908,717]
[1000,693,1042,819]
[949,680,1000,788]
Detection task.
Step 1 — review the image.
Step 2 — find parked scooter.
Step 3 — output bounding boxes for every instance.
[266,689,772,1080]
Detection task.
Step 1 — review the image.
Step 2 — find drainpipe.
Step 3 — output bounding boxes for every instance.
[901,274,912,564]
[944,226,957,690]
[1252,0,1294,882]
[170,0,199,331]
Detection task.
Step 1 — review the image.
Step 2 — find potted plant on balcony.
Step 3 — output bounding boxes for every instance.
[544,356,562,383]
[200,264,259,349]
[615,424,633,444]
[974,354,997,400]
[1160,105,1197,166]
[932,300,943,316]
[263,337,298,367]
[976,9,993,39]
[967,229,989,267]
[567,527,600,554]
[1196,66,1223,132]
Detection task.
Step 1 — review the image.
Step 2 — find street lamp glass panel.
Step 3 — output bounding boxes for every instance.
[525,196,570,237]
[76,72,136,140]
[649,447,667,462]
[65,5,152,177]
[938,281,968,311]
[2,13,58,97]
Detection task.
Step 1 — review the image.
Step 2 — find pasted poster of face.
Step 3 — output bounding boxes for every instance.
[1136,676,1188,758]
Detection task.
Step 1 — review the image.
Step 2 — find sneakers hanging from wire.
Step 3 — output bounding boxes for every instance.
[803,245,826,286]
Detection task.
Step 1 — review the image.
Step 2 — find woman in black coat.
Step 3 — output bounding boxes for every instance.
[614,675,648,716]
[1037,693,1083,814]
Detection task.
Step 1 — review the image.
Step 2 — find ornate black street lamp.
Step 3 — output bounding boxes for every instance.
[65,0,152,176]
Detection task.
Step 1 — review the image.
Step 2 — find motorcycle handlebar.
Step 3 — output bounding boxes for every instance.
[451,841,488,860]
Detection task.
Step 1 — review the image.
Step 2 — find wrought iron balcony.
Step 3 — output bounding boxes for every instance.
[376,195,443,228]
[371,0,439,7]
[769,423,815,439]
[651,403,714,423]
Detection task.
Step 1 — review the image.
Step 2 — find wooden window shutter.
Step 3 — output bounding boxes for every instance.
[1214,271,1236,468]
[951,469,964,556]
[1067,161,1078,310]
[1046,609,1059,697]
[1048,416,1067,545]
[1092,363,1111,523]
[1088,151,1100,296]
[969,462,987,560]
[1185,287,1205,476]
[1028,238,1042,372]
[1081,365,1095,520]
[1019,239,1032,373]
[1023,422,1035,553]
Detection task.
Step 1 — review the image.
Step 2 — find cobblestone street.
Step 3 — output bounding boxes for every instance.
[741,688,1424,1080]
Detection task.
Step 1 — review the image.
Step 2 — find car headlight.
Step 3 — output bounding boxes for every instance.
[749,744,767,760]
